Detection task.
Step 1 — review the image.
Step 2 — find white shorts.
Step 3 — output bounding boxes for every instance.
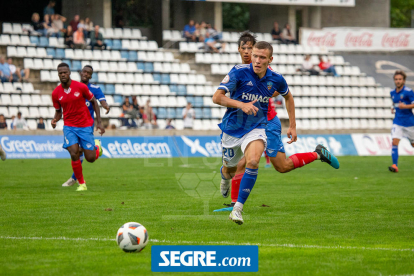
[391,124,414,143]
[221,128,267,168]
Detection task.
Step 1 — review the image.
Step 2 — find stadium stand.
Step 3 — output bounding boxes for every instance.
[0,23,394,132]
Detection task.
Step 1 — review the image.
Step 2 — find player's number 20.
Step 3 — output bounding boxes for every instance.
[223,148,235,158]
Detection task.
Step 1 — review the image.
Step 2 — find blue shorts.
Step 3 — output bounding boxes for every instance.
[63,126,95,151]
[265,116,285,157]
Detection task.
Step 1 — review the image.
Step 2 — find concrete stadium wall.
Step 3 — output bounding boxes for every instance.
[248,5,289,33]
[321,0,390,28]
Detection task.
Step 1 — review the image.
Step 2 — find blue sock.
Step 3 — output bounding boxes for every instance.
[236,168,258,205]
[392,145,398,166]
[72,154,84,180]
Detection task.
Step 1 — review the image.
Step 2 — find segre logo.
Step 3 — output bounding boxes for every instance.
[152,245,258,272]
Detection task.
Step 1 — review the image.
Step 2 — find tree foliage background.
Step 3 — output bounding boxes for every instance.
[222,3,250,31]
[391,0,414,27]
[112,0,154,27]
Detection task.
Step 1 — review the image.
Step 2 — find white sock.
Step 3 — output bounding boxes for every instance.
[316,153,321,160]
[234,202,243,210]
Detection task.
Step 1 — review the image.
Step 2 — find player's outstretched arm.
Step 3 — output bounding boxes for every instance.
[91,97,105,135]
[212,89,258,116]
[398,102,414,110]
[51,110,62,129]
[282,91,297,144]
[100,100,111,114]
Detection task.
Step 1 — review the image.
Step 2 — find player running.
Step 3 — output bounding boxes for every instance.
[389,70,414,172]
[219,32,339,211]
[61,65,110,187]
[52,63,105,191]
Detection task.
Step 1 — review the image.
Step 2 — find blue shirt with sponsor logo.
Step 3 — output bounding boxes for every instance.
[390,86,414,127]
[86,83,106,119]
[217,63,289,138]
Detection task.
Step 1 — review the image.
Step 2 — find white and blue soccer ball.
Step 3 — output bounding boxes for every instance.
[116,222,149,253]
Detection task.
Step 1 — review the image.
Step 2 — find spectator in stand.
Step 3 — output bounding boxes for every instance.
[183,20,196,42]
[199,22,207,40]
[64,25,74,48]
[271,21,282,42]
[182,102,195,129]
[194,22,202,42]
[43,0,56,16]
[122,97,138,127]
[147,106,158,129]
[7,57,30,82]
[70,15,80,32]
[165,118,175,130]
[10,115,15,129]
[44,14,59,37]
[204,32,220,53]
[206,23,221,40]
[31,13,47,36]
[37,117,46,130]
[73,27,86,49]
[132,96,139,111]
[84,18,94,36]
[89,25,106,50]
[139,106,150,128]
[52,14,66,37]
[77,19,86,30]
[297,55,319,75]
[281,23,296,44]
[13,112,28,130]
[0,114,7,129]
[144,99,151,116]
[0,56,16,83]
[318,56,339,77]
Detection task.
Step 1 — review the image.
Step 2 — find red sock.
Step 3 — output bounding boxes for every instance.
[289,152,317,169]
[231,173,244,203]
[71,160,85,184]
[95,145,100,160]
[264,152,270,164]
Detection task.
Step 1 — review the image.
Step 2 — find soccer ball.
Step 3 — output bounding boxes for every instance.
[116,222,149,252]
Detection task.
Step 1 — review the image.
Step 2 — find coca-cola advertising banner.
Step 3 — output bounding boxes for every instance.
[301,28,414,51]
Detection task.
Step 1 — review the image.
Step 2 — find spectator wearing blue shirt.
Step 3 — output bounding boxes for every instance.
[183,20,196,42]
[44,1,56,16]
[165,119,175,130]
[0,56,14,83]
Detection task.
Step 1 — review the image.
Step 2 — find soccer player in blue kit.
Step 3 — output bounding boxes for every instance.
[62,65,110,187]
[389,70,414,173]
[213,41,339,225]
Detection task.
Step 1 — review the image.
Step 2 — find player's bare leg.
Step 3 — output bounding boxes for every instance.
[83,139,102,163]
[220,165,237,198]
[223,157,246,207]
[389,138,400,172]
[270,152,295,173]
[230,140,264,225]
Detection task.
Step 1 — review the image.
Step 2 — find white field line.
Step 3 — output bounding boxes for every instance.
[1,236,414,252]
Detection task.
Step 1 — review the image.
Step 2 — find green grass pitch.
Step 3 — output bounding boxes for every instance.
[1,156,414,275]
